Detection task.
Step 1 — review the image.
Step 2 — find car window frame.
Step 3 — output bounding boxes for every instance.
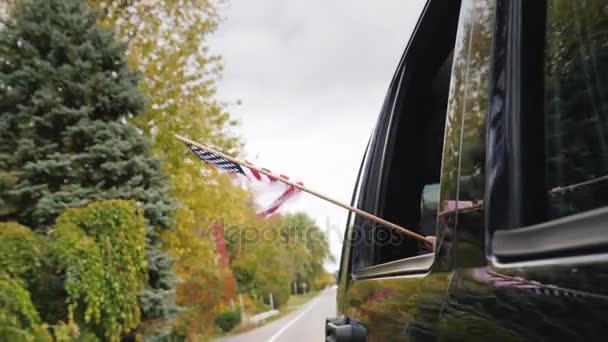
[348,61,407,273]
[486,0,608,265]
[349,0,464,278]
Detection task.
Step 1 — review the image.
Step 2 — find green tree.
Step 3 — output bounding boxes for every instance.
[0,0,177,330]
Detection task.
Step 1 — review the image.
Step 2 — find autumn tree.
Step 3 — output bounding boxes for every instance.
[283,213,333,293]
[95,0,335,335]
[227,212,332,308]
[228,213,293,309]
[93,0,251,337]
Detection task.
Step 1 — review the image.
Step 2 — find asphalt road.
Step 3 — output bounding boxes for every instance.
[216,287,336,342]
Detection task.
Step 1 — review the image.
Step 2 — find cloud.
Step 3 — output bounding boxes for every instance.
[210,0,426,270]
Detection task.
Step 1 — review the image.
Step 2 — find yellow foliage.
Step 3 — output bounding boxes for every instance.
[94,1,258,337]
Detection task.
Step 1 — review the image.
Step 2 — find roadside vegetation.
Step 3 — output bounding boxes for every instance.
[213,289,326,340]
[0,0,333,340]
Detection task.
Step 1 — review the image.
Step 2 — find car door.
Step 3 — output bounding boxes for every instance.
[335,0,490,340]
[440,0,608,341]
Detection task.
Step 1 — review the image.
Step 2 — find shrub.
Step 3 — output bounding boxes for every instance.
[264,287,290,310]
[215,311,241,332]
[51,200,148,342]
[313,271,336,290]
[0,275,52,341]
[0,222,67,325]
[0,222,44,279]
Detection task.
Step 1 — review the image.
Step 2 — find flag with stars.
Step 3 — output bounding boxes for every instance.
[186,143,301,216]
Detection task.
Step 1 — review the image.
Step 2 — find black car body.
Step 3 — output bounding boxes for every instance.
[333,0,608,341]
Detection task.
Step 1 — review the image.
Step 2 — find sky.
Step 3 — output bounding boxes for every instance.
[210,0,427,270]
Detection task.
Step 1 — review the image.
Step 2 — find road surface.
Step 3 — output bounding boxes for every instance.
[216,287,336,342]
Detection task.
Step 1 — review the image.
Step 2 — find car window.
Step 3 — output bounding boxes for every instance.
[486,0,608,261]
[443,0,495,258]
[341,137,372,277]
[350,96,396,271]
[544,0,608,220]
[350,0,463,271]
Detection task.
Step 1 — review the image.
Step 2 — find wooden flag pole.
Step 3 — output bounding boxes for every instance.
[175,134,429,244]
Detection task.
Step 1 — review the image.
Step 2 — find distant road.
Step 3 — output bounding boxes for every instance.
[216,287,336,342]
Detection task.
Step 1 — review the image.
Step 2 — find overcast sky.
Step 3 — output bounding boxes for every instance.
[210,1,427,270]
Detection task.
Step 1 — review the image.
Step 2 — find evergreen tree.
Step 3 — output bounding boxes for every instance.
[0,0,179,329]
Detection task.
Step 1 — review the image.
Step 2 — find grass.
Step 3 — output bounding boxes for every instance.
[283,290,320,311]
[248,290,322,326]
[212,290,322,340]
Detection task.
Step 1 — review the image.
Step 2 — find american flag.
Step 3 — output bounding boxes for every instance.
[186,143,301,217]
[188,144,246,175]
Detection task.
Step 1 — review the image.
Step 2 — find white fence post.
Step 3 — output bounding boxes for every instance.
[239,293,246,323]
[269,292,274,310]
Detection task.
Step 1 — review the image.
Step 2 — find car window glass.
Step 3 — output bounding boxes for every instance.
[367,1,463,267]
[544,0,608,220]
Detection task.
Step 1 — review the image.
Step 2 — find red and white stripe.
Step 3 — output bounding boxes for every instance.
[241,162,302,217]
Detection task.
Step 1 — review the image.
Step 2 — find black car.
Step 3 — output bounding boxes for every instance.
[331,0,608,341]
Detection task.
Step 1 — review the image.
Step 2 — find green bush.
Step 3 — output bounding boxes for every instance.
[0,275,52,341]
[0,222,44,279]
[51,200,148,342]
[0,222,66,326]
[51,321,99,342]
[265,287,290,310]
[215,311,241,332]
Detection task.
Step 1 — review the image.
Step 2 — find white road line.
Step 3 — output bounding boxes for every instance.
[267,293,324,342]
